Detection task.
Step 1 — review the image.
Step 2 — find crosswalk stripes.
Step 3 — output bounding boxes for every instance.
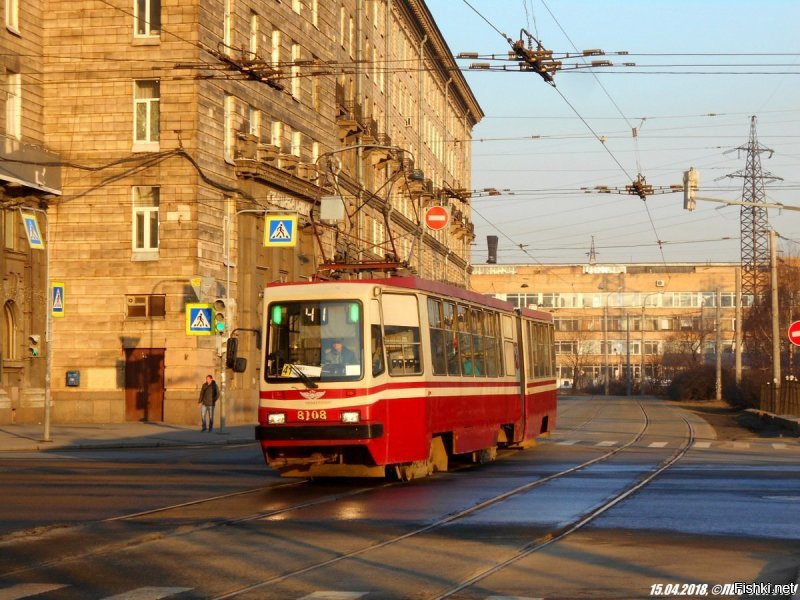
[0,583,69,600]
[103,587,192,599]
[0,586,191,600]
[0,589,542,600]
[548,437,799,451]
[299,592,368,599]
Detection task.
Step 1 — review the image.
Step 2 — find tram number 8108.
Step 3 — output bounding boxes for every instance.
[297,410,328,421]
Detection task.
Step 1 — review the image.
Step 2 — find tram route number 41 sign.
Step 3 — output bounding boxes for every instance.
[788,320,800,346]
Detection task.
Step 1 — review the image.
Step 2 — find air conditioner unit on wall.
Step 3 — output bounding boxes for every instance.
[655,279,665,287]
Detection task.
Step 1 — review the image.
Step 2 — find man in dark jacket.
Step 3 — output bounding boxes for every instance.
[198,374,219,432]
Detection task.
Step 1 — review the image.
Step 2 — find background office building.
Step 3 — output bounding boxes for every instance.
[470,262,744,390]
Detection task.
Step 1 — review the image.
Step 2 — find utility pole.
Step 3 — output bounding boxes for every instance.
[716,289,722,401]
[771,229,781,389]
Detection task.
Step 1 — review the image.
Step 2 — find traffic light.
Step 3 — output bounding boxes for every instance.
[213,298,227,335]
[29,334,40,357]
[683,167,699,211]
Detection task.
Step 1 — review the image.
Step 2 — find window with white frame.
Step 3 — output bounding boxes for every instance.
[271,121,283,148]
[223,0,234,52]
[133,80,160,146]
[248,106,260,138]
[3,210,16,250]
[5,0,18,33]
[291,131,301,156]
[291,42,300,98]
[224,94,234,160]
[5,72,21,140]
[292,0,301,13]
[132,186,160,253]
[134,0,161,37]
[249,11,258,57]
[271,29,281,66]
[311,0,318,27]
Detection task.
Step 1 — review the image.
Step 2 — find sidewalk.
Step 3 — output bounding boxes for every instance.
[0,421,256,452]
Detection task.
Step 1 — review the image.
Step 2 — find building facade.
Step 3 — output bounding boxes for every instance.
[471,263,746,390]
[0,0,482,425]
[0,0,62,424]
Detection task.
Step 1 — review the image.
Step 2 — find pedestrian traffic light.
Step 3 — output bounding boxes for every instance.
[29,334,40,357]
[213,298,227,334]
[683,167,699,211]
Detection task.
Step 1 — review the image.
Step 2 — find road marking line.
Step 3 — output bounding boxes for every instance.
[596,441,616,447]
[0,584,69,600]
[648,441,668,448]
[556,440,577,445]
[772,443,788,449]
[299,593,369,599]
[693,441,712,448]
[102,587,192,600]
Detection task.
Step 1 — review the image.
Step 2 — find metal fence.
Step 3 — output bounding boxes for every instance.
[760,380,800,416]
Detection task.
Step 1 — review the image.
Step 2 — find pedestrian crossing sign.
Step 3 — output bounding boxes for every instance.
[186,303,213,335]
[51,282,65,318]
[264,214,297,247]
[20,210,45,250]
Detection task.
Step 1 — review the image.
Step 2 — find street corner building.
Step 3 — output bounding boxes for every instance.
[0,0,482,425]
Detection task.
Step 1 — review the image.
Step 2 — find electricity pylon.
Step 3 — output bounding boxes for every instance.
[722,116,782,303]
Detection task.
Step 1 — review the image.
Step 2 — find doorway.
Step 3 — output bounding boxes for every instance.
[124,348,165,421]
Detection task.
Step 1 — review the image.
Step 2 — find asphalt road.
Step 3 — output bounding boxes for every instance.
[0,395,798,600]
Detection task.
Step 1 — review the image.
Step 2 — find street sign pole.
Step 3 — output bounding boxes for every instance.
[20,207,51,442]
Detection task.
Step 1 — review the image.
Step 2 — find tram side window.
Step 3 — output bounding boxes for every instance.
[382,293,422,376]
[484,311,500,377]
[502,314,517,376]
[457,304,475,376]
[428,298,447,375]
[443,301,460,376]
[525,321,535,379]
[546,324,555,377]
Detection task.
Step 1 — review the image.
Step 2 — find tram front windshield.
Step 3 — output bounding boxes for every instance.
[266,300,363,383]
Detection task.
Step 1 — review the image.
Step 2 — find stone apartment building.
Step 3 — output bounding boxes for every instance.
[470,262,746,389]
[0,0,62,423]
[0,0,481,425]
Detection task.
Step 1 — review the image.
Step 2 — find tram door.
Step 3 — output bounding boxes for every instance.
[124,348,165,421]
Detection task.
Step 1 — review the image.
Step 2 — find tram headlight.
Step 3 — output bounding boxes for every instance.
[268,413,286,424]
[341,411,360,424]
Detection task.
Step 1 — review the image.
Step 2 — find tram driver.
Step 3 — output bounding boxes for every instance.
[323,338,356,365]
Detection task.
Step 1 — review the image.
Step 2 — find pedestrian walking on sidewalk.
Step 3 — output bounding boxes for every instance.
[198,374,219,432]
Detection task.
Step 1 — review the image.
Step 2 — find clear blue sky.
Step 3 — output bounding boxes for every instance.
[426,0,800,265]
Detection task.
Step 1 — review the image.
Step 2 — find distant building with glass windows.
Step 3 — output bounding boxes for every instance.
[470,263,746,390]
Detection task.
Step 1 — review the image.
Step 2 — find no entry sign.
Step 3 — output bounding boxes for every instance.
[424,205,450,231]
[789,320,800,346]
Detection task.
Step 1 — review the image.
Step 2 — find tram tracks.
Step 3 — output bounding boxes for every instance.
[211,402,695,599]
[0,396,615,578]
[0,399,692,600]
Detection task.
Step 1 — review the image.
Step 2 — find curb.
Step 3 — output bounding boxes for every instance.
[744,409,800,434]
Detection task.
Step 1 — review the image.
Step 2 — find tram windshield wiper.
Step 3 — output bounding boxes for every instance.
[289,363,318,389]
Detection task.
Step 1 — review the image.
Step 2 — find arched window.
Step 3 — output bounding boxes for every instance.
[3,301,17,361]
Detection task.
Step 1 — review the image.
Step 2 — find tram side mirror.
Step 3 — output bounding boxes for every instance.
[232,357,247,373]
[225,337,239,369]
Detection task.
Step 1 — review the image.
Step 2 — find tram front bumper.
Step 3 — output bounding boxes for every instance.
[255,423,384,441]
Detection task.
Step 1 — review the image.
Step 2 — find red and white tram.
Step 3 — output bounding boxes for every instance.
[252,277,556,479]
